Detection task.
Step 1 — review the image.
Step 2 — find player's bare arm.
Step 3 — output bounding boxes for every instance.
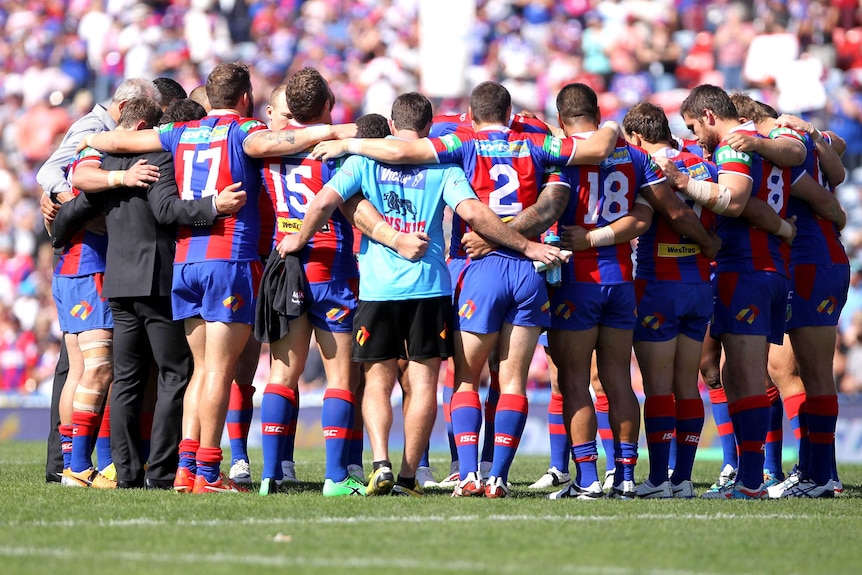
[457,198,564,265]
[567,121,622,165]
[79,129,162,154]
[312,136,436,164]
[561,201,653,251]
[348,196,429,261]
[774,114,847,188]
[639,181,722,259]
[71,159,160,192]
[725,132,806,166]
[657,158,752,217]
[790,172,846,230]
[243,123,357,158]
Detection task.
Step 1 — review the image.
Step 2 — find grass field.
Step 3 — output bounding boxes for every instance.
[1,441,860,575]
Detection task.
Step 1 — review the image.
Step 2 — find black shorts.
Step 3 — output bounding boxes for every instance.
[352,296,453,362]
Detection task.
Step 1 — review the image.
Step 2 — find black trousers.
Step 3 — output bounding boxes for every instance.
[45,339,69,481]
[109,296,191,483]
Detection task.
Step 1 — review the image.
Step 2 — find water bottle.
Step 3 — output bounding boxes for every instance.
[544,233,561,287]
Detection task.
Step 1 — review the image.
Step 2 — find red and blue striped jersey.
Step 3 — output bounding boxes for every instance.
[777,129,848,266]
[261,125,357,283]
[428,127,572,258]
[561,136,664,284]
[158,113,266,264]
[673,135,706,158]
[257,183,276,257]
[635,147,715,283]
[54,148,108,277]
[429,112,550,139]
[713,122,790,276]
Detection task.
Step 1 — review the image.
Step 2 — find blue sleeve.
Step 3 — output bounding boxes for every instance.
[442,166,478,210]
[326,155,365,201]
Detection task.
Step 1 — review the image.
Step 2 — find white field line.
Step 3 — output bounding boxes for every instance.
[0,545,746,575]
[0,512,826,528]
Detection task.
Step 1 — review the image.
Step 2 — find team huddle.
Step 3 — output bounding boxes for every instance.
[40,62,848,500]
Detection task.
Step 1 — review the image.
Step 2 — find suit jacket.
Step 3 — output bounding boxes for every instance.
[52,150,217,299]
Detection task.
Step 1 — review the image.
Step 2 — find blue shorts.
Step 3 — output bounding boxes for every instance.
[447,257,467,302]
[53,274,113,334]
[634,280,712,342]
[172,260,262,325]
[308,278,358,333]
[786,263,850,330]
[550,282,636,331]
[712,271,789,344]
[454,255,550,333]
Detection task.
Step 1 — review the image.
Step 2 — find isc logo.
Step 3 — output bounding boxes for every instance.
[459,434,478,443]
[662,432,674,441]
[495,436,513,445]
[263,424,285,434]
[323,429,339,437]
[684,434,700,443]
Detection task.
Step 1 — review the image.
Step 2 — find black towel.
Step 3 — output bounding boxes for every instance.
[254,249,312,343]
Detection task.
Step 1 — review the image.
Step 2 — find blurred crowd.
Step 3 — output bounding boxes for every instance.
[2,0,862,394]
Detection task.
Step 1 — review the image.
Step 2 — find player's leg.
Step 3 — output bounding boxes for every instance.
[226,335,261,486]
[529,348,571,489]
[362,359,398,496]
[546,327,603,499]
[763,375,786,485]
[591,360,616,488]
[175,317,205,492]
[261,315,311,494]
[480,348,500,478]
[669,334,707,498]
[398,359,435,489]
[59,332,83,485]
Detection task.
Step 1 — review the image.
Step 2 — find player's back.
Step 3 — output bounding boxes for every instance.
[712,127,790,274]
[635,149,716,283]
[158,113,265,264]
[562,137,661,284]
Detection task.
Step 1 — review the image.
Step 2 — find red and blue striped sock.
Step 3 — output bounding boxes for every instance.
[709,387,738,469]
[782,391,807,471]
[764,386,784,479]
[283,391,299,464]
[59,424,73,470]
[348,428,363,468]
[548,393,569,473]
[804,395,838,486]
[442,364,458,465]
[261,384,295,481]
[644,394,675,484]
[322,388,355,482]
[729,395,770,489]
[71,411,99,473]
[480,372,500,465]
[571,441,599,487]
[594,394,615,473]
[139,411,153,463]
[96,404,112,470]
[489,394,528,482]
[227,382,255,465]
[672,398,704,483]
[196,446,223,484]
[178,438,199,475]
[451,390,482,477]
[614,441,638,483]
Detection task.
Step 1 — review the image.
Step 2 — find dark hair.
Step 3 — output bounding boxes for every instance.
[622,102,673,145]
[285,67,332,123]
[729,92,778,122]
[356,113,391,139]
[390,92,433,133]
[469,81,510,125]
[680,84,738,121]
[117,97,163,129]
[206,63,252,109]
[153,77,187,108]
[159,98,207,125]
[556,83,599,124]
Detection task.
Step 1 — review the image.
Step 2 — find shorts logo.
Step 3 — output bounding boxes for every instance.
[541,300,550,313]
[439,323,448,340]
[292,290,305,306]
[641,311,665,330]
[223,294,245,312]
[355,326,371,346]
[326,307,350,323]
[735,304,760,324]
[458,300,476,320]
[554,300,575,320]
[817,296,837,315]
[70,301,93,320]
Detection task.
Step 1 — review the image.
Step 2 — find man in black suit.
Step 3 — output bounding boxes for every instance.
[53,98,247,488]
